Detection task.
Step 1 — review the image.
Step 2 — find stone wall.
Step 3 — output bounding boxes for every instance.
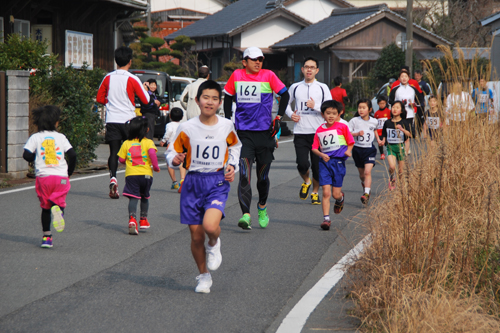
[6,70,30,179]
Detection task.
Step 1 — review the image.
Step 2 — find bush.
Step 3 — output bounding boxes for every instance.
[343,78,377,109]
[0,34,106,168]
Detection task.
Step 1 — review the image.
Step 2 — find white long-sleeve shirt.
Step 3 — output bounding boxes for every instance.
[166,116,241,173]
[161,121,180,144]
[285,80,332,134]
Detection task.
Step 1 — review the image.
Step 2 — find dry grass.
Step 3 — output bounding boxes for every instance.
[347,47,500,332]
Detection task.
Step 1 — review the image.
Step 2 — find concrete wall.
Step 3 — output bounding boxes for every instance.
[241,17,301,49]
[6,70,30,179]
[287,0,339,23]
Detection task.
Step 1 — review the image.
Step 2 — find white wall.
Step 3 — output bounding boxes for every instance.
[241,17,302,48]
[152,0,224,14]
[286,0,339,23]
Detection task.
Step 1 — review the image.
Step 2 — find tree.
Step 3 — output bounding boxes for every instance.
[217,55,244,81]
[169,35,198,77]
[371,43,421,83]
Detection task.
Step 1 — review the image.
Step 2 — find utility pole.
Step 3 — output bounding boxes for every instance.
[147,0,151,36]
[406,0,413,74]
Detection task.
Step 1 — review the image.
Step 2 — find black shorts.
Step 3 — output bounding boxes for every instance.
[237,130,275,164]
[105,123,129,143]
[352,146,377,168]
[123,175,153,199]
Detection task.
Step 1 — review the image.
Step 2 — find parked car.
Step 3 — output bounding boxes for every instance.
[129,69,173,139]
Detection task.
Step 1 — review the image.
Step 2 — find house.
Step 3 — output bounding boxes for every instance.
[271,4,451,85]
[480,12,500,78]
[163,0,354,79]
[1,0,148,71]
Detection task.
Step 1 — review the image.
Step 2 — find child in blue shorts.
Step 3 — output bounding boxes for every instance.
[166,80,241,293]
[312,100,354,230]
[348,99,379,205]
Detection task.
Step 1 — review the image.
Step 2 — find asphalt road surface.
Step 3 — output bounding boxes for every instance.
[0,137,388,332]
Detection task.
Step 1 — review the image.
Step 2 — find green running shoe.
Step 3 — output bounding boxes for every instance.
[238,214,252,230]
[258,206,269,228]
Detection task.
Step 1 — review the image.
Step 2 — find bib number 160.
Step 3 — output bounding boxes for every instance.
[196,145,220,160]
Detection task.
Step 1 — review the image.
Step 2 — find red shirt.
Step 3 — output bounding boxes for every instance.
[373,107,391,136]
[330,87,347,108]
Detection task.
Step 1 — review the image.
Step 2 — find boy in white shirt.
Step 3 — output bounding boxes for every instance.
[160,107,186,190]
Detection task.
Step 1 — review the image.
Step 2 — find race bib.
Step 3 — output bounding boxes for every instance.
[355,132,373,147]
[427,117,440,129]
[387,128,404,144]
[377,118,387,130]
[191,139,225,168]
[237,82,261,103]
[318,130,340,152]
[479,94,488,103]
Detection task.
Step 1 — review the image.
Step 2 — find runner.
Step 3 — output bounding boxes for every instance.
[389,67,424,152]
[223,47,290,230]
[166,80,241,293]
[472,77,494,121]
[97,46,150,199]
[348,99,379,205]
[373,96,391,160]
[286,57,332,205]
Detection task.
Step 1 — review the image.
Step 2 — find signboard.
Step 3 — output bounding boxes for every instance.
[65,30,93,69]
[31,25,53,54]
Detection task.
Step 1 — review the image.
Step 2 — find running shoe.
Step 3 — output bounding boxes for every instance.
[334,193,345,214]
[380,153,386,160]
[258,206,269,228]
[361,193,370,205]
[128,216,138,235]
[171,181,180,190]
[177,179,184,194]
[51,205,65,232]
[206,238,222,271]
[311,193,321,205]
[389,178,396,191]
[299,182,311,200]
[320,220,331,230]
[195,273,212,293]
[109,177,119,199]
[139,217,150,230]
[238,214,252,230]
[41,236,53,248]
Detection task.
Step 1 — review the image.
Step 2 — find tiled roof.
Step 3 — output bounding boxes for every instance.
[272,4,450,49]
[164,0,288,40]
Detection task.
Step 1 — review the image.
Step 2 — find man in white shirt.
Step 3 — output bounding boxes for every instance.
[181,65,211,119]
[286,57,332,205]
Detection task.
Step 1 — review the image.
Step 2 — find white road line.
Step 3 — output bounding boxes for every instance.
[276,235,369,333]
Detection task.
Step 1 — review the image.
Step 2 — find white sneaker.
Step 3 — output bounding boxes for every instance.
[195,273,212,293]
[206,238,222,271]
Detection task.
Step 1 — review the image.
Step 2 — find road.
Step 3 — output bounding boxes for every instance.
[0,137,387,332]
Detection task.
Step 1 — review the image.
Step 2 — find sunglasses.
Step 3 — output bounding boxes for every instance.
[246,57,264,63]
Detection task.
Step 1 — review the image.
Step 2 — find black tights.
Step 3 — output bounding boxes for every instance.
[128,198,149,218]
[41,207,64,232]
[238,158,271,215]
[108,140,122,178]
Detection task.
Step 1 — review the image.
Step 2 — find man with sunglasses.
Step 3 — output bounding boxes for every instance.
[286,57,332,205]
[224,47,289,230]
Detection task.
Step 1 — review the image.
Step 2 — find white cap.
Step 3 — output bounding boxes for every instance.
[243,47,264,59]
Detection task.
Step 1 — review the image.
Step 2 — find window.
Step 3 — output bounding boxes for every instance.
[14,19,30,38]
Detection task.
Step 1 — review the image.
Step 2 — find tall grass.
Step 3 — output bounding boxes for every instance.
[348,46,500,332]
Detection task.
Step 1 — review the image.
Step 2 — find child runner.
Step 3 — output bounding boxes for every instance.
[330,76,349,113]
[349,99,379,205]
[311,100,354,230]
[166,80,241,293]
[380,101,412,190]
[160,107,186,190]
[423,95,443,142]
[23,105,77,248]
[472,77,494,121]
[118,116,160,235]
[373,96,391,160]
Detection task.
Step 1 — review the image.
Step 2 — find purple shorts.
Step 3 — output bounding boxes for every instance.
[180,171,230,225]
[319,158,346,188]
[123,175,153,199]
[35,175,71,209]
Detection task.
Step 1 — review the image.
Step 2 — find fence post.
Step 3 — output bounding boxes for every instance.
[0,72,6,173]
